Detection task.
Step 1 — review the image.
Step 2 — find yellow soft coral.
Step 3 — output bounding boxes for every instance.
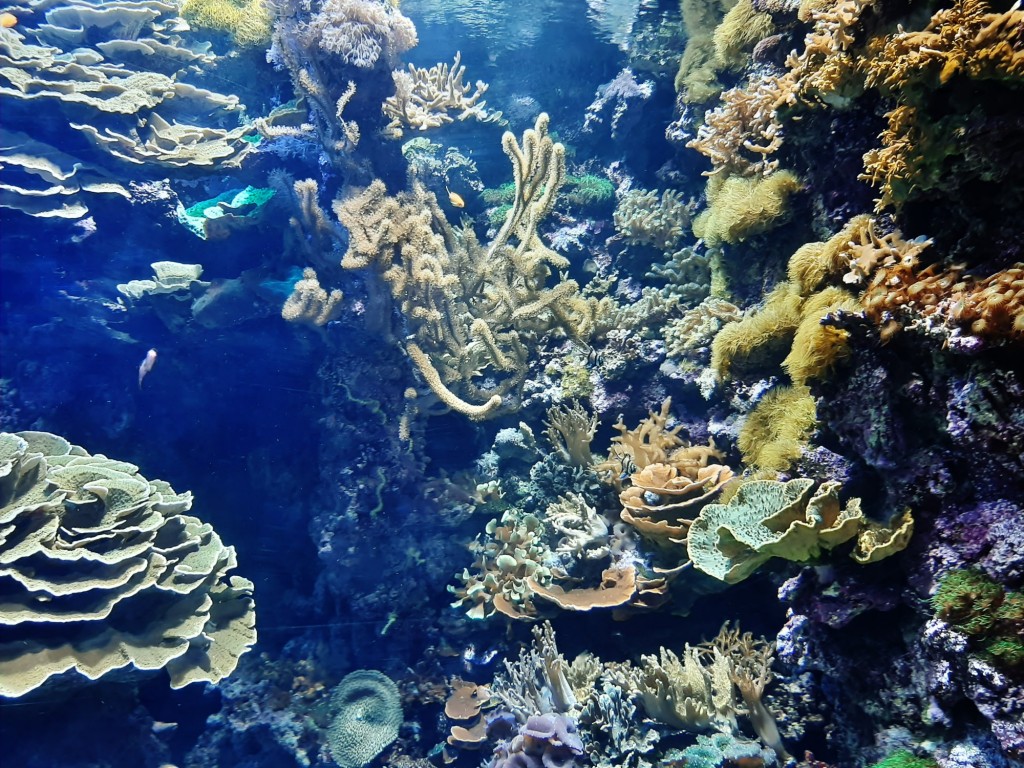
[182,0,272,47]
[737,384,817,471]
[692,171,802,246]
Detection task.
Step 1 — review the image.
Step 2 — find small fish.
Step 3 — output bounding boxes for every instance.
[446,187,465,208]
[0,12,17,28]
[138,348,157,388]
[151,721,178,734]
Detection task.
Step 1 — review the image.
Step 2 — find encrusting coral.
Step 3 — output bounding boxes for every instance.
[0,431,256,697]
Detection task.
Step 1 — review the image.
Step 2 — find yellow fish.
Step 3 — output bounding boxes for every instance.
[0,12,17,27]
[446,187,465,208]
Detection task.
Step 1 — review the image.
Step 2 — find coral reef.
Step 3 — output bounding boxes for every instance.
[0,431,256,697]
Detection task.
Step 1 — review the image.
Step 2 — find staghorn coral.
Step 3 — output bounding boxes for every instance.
[0,431,255,697]
[382,52,500,138]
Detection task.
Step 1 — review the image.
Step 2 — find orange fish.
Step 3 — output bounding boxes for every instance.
[446,187,465,208]
[0,12,17,28]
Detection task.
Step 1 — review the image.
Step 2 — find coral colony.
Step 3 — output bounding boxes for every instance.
[0,0,1022,767]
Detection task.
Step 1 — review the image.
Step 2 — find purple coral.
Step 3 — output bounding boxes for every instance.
[491,714,584,768]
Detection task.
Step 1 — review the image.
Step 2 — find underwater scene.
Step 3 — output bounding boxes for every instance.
[0,0,1023,766]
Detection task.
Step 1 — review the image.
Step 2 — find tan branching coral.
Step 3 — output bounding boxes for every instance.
[281,267,344,327]
[337,114,595,419]
[701,623,790,760]
[0,431,255,697]
[382,52,500,138]
[687,78,791,178]
[491,622,581,717]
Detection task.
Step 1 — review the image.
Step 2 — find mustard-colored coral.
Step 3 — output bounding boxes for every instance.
[712,0,775,71]
[782,287,862,384]
[711,283,803,379]
[737,384,817,472]
[675,0,739,102]
[692,171,802,246]
[182,0,272,47]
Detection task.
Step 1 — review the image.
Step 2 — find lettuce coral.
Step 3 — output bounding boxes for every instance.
[687,478,863,582]
[0,431,256,697]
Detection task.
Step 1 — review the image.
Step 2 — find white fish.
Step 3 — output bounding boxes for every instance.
[138,348,157,389]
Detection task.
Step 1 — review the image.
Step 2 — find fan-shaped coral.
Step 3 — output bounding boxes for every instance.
[0,431,256,697]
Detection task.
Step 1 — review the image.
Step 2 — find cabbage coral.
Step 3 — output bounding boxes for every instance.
[0,431,255,697]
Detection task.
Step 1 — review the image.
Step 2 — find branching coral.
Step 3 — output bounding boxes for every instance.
[614,188,692,252]
[0,431,256,697]
[304,0,417,69]
[382,52,499,138]
[281,268,344,327]
[336,114,595,419]
[687,78,791,178]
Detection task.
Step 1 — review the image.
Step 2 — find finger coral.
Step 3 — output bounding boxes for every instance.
[0,431,256,697]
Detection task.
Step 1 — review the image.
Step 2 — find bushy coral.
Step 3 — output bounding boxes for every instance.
[868,750,938,768]
[737,384,817,471]
[932,569,1024,672]
[692,171,802,246]
[181,0,272,47]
